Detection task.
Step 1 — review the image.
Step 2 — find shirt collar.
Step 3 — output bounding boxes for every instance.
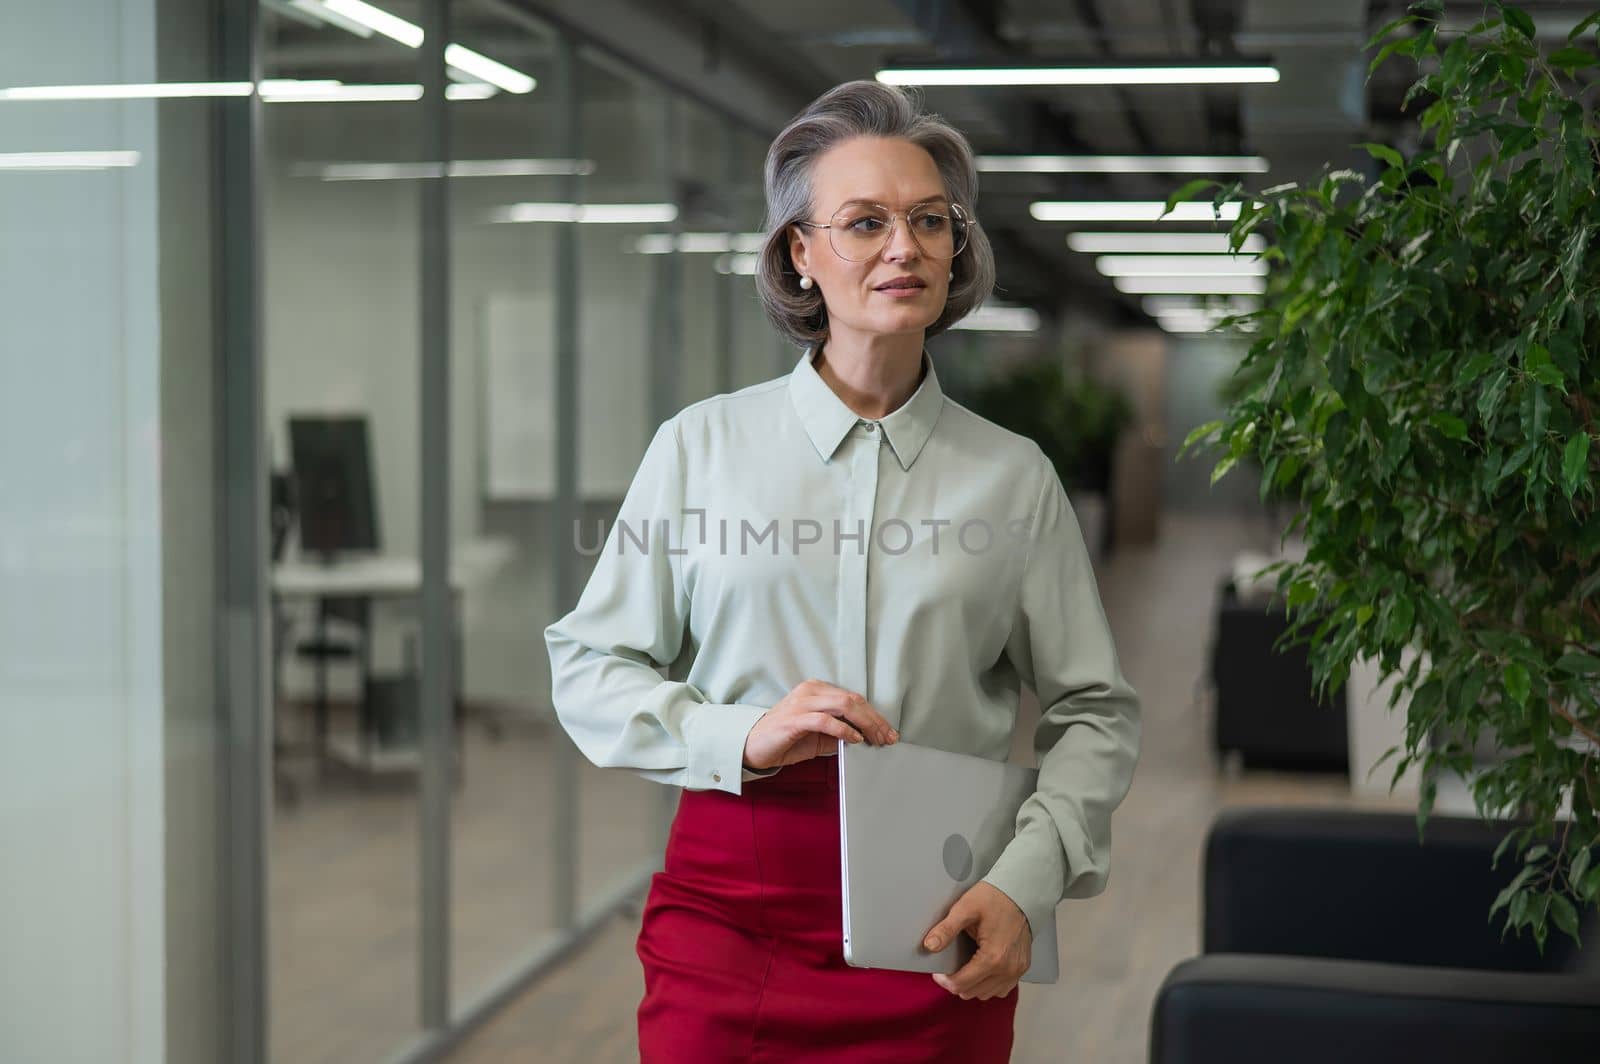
[787,343,945,471]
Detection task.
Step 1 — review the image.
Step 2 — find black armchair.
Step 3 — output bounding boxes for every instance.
[1210,579,1348,772]
[1150,807,1600,1064]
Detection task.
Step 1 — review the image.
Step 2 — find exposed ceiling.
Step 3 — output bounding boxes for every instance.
[262,0,1600,328]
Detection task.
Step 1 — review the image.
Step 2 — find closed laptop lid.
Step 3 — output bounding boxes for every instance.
[837,738,1060,984]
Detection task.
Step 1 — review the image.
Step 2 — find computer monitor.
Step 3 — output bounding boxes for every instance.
[288,415,380,559]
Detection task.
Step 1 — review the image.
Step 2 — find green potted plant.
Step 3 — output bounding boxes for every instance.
[1178,0,1599,951]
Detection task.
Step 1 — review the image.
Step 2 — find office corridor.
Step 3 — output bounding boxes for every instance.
[448,510,1411,1063]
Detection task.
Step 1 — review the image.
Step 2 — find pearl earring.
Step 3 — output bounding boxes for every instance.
[947,271,954,281]
[799,275,814,290]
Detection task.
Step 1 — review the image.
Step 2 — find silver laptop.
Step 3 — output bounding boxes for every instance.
[836,737,1060,984]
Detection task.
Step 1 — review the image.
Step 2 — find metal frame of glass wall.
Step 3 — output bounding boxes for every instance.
[217,2,781,1060]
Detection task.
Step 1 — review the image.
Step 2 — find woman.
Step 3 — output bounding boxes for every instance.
[544,80,1141,1062]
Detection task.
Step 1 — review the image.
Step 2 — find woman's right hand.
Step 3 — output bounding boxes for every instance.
[741,679,898,771]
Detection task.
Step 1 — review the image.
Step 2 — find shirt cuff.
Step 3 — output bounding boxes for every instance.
[981,820,1069,941]
[682,702,774,795]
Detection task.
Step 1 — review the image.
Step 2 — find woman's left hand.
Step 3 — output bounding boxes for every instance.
[922,882,1032,999]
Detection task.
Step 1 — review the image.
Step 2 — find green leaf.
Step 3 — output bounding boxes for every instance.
[1430,413,1469,439]
[1501,4,1537,40]
[1568,13,1600,42]
[1360,141,1405,171]
[1210,453,1239,486]
[1180,418,1225,454]
[1528,363,1566,393]
[1550,894,1581,942]
[1555,651,1600,674]
[1163,178,1219,220]
[1504,662,1530,707]
[1572,848,1592,889]
[1546,46,1597,72]
[1454,352,1498,387]
[1562,434,1591,498]
[1559,227,1590,295]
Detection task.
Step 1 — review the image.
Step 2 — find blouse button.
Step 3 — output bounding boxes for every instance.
[712,771,722,783]
[862,420,878,433]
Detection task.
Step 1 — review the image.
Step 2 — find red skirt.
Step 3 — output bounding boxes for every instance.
[636,754,1018,1062]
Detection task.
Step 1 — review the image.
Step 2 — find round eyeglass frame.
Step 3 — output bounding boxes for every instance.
[796,201,974,262]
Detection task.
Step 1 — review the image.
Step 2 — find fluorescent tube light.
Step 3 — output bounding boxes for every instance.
[321,0,423,46]
[444,83,499,100]
[1069,232,1266,254]
[444,44,535,94]
[493,202,679,224]
[0,82,254,100]
[979,154,1269,174]
[716,253,760,276]
[260,81,422,102]
[1094,254,1266,277]
[1156,314,1258,334]
[317,1,535,93]
[286,0,376,36]
[1113,275,1267,295]
[1031,201,1244,222]
[635,232,767,254]
[0,150,140,170]
[952,304,1041,332]
[877,65,1279,87]
[1141,296,1259,316]
[297,158,594,180]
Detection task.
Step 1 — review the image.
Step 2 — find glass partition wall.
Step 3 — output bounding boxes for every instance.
[253,1,787,1060]
[259,3,427,1061]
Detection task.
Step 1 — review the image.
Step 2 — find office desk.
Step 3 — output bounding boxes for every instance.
[272,556,469,775]
[272,556,470,598]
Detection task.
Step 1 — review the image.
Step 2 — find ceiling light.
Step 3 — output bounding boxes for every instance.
[1141,296,1259,316]
[952,304,1041,332]
[443,44,535,94]
[1031,201,1244,222]
[445,83,499,101]
[492,202,679,224]
[284,0,376,36]
[320,0,423,46]
[314,1,536,94]
[1155,313,1258,334]
[1113,275,1267,295]
[1068,232,1266,254]
[295,158,594,180]
[635,233,767,254]
[0,82,253,100]
[979,154,1269,174]
[1094,254,1266,277]
[877,64,1279,87]
[0,150,140,170]
[260,81,422,102]
[715,253,759,276]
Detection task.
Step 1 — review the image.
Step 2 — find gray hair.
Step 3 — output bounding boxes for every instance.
[756,80,996,348]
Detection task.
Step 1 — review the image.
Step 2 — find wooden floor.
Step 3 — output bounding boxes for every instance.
[268,705,667,1064]
[447,510,1412,1063]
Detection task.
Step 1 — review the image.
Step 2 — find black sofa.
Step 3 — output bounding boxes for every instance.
[1210,579,1349,772]
[1150,807,1600,1064]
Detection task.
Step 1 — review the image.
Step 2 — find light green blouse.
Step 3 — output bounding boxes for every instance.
[544,346,1141,936]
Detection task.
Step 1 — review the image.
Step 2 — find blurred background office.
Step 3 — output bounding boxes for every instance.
[3,1,1596,1063]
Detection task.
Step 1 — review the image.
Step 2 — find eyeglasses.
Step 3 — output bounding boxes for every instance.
[796,201,973,262]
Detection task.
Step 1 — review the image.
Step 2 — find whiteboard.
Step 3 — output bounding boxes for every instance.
[481,292,648,500]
